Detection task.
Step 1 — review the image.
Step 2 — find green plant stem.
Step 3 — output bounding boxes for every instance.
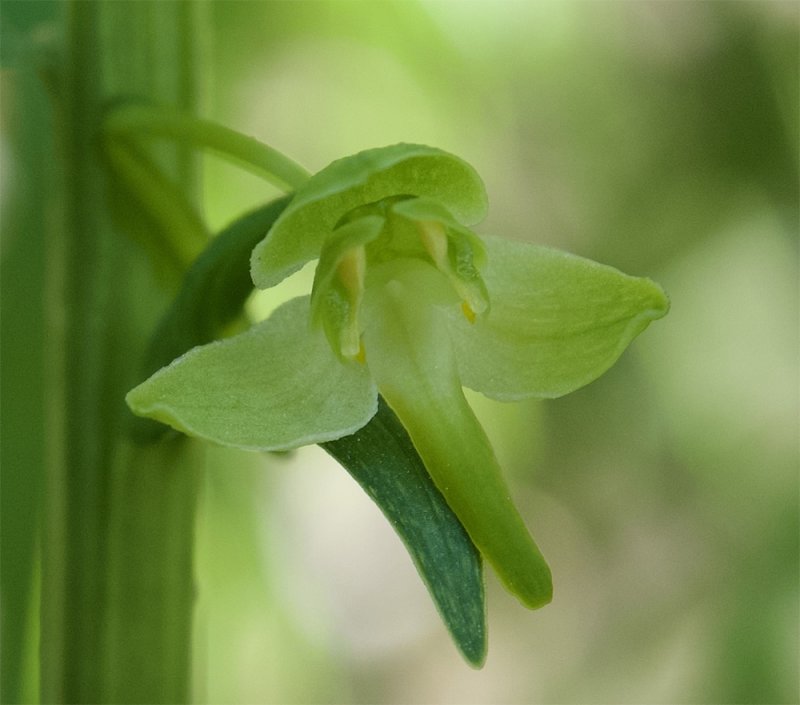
[104,103,311,191]
[40,2,202,702]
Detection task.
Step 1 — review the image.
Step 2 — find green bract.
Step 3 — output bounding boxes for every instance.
[127,143,669,611]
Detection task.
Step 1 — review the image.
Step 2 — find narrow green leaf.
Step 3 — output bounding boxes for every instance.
[322,398,487,668]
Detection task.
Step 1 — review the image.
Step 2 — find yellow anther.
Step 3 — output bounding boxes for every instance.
[461,301,477,324]
[337,246,366,298]
[417,220,448,267]
[355,340,367,365]
[330,246,367,360]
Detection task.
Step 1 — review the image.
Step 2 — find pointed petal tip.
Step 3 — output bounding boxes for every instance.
[640,276,670,320]
[125,379,158,419]
[504,556,553,611]
[125,385,142,414]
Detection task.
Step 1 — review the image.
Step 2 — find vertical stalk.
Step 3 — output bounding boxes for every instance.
[40,2,202,702]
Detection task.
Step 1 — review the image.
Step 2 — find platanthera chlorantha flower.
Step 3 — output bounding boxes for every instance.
[127,144,669,610]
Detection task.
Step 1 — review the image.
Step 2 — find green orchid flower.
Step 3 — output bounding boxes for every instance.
[127,143,669,610]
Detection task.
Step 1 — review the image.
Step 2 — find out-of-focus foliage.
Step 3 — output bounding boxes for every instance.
[1,3,59,702]
[196,2,797,703]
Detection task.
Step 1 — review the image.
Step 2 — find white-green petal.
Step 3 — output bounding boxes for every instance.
[126,296,378,451]
[447,236,670,401]
[251,143,488,290]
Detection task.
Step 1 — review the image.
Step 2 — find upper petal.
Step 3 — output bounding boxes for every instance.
[126,296,378,450]
[251,144,488,289]
[447,236,670,400]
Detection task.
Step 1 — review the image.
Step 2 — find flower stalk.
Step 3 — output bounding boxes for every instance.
[103,103,311,191]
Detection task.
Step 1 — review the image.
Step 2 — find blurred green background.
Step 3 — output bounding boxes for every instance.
[3,1,798,703]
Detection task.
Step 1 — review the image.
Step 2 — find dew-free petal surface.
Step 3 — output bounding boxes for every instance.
[448,236,670,401]
[251,143,488,289]
[127,296,377,450]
